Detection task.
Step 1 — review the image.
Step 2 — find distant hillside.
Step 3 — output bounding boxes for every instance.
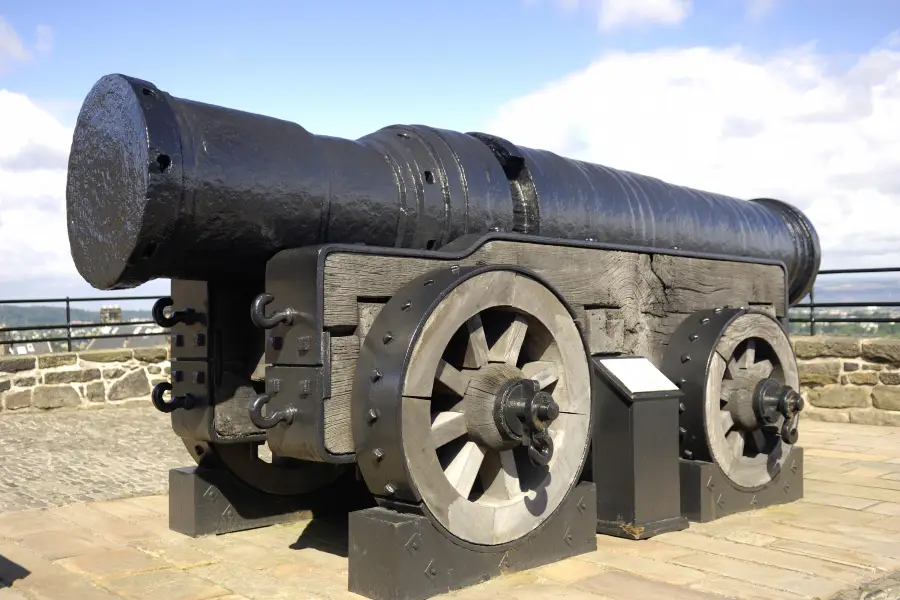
[0,305,153,327]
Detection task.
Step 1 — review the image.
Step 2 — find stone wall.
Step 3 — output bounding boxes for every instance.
[0,346,170,412]
[794,337,900,426]
[1,338,899,427]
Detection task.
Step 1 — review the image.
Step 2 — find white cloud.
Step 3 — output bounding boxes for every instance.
[0,18,53,73]
[0,17,29,72]
[0,90,79,287]
[484,35,900,271]
[745,0,778,20]
[552,0,691,30]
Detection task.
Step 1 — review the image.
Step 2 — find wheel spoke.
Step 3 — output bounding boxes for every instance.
[488,315,528,366]
[445,441,485,498]
[435,359,470,397]
[750,429,767,453]
[740,339,756,369]
[463,314,490,369]
[479,450,520,500]
[726,357,740,380]
[727,430,745,459]
[521,361,559,390]
[720,409,734,432]
[431,411,468,448]
[754,359,774,378]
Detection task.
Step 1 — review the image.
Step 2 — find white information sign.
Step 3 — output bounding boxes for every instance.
[597,357,679,395]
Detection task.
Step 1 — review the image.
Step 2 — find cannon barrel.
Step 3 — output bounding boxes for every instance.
[66,74,820,304]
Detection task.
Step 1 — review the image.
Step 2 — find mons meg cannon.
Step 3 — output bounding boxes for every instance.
[66,74,819,600]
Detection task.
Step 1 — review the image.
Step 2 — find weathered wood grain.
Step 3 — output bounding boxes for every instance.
[320,241,786,454]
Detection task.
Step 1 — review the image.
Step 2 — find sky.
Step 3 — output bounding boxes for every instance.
[1,0,899,307]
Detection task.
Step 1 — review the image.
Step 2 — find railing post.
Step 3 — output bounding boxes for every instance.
[65,297,72,352]
[809,288,816,336]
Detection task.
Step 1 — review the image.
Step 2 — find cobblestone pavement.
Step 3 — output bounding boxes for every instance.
[2,416,900,599]
[0,407,191,513]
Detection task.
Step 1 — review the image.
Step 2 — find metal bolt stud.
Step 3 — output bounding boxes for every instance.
[373,448,385,460]
[366,408,379,423]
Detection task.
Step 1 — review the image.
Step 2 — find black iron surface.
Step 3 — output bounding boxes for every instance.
[154,279,267,444]
[679,448,804,522]
[347,481,597,600]
[168,466,313,536]
[350,263,587,520]
[661,306,803,466]
[66,73,820,304]
[168,464,371,537]
[252,234,788,462]
[588,357,688,540]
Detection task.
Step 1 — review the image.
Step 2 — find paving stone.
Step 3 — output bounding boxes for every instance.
[869,516,900,533]
[655,530,870,584]
[805,448,894,462]
[10,572,120,600]
[127,538,219,570]
[99,568,232,600]
[50,504,160,545]
[187,563,328,600]
[496,582,604,600]
[806,480,900,503]
[579,549,707,585]
[721,521,900,561]
[595,534,697,561]
[3,408,900,599]
[0,408,191,513]
[531,557,608,585]
[16,528,117,561]
[865,502,900,516]
[671,552,847,598]
[573,571,722,600]
[0,510,73,538]
[801,491,881,510]
[766,538,893,572]
[688,575,807,600]
[56,547,169,579]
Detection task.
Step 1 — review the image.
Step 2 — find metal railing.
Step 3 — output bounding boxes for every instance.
[0,295,165,352]
[789,267,900,335]
[2,266,898,351]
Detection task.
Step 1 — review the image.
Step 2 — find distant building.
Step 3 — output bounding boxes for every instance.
[85,324,167,350]
[100,305,123,324]
[3,341,54,356]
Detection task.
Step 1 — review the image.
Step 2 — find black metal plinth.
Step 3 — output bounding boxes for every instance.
[347,481,597,600]
[168,466,314,536]
[679,446,804,522]
[588,356,689,540]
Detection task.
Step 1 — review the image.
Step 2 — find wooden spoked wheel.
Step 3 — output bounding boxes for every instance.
[396,269,592,545]
[705,312,800,489]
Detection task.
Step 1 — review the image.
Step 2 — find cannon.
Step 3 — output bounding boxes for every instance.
[66,73,818,600]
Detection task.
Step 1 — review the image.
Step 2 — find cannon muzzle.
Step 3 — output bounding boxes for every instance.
[66,74,820,304]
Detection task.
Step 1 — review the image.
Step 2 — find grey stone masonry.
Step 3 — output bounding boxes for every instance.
[2,338,900,428]
[0,346,170,412]
[794,336,900,426]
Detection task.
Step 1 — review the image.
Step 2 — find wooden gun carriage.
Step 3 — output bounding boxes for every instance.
[66,74,820,600]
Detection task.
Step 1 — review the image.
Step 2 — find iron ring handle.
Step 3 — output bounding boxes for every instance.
[528,432,554,467]
[250,294,298,329]
[152,297,197,328]
[151,382,195,413]
[248,393,296,429]
[781,413,800,445]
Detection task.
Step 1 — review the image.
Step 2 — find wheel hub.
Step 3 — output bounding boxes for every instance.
[753,378,805,444]
[495,377,560,466]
